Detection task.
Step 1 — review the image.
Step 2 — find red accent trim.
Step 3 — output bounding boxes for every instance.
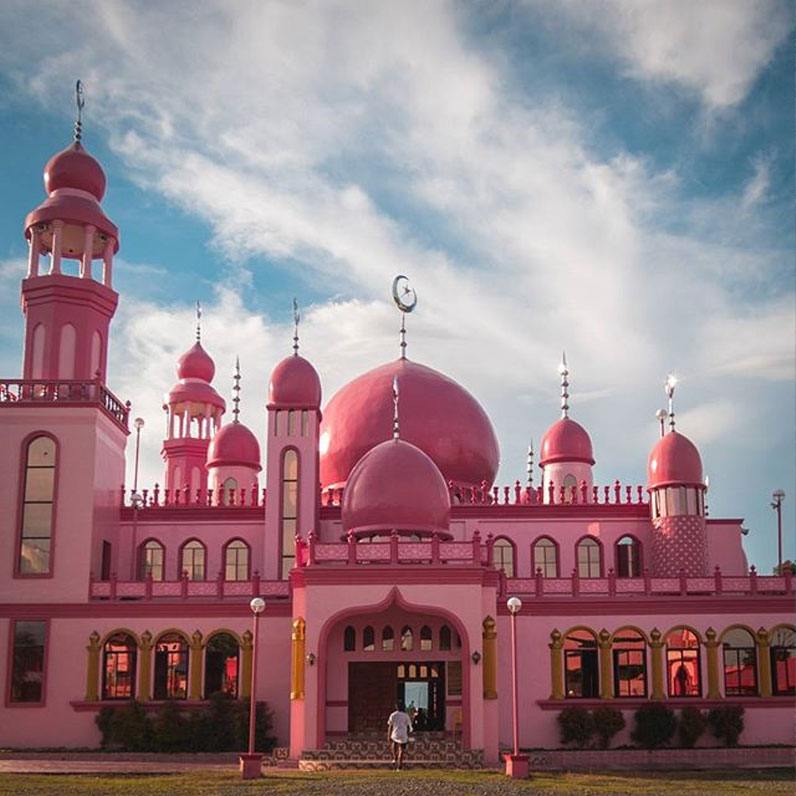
[531,535,561,578]
[5,617,50,708]
[0,602,292,618]
[536,697,796,710]
[538,454,594,466]
[292,566,500,588]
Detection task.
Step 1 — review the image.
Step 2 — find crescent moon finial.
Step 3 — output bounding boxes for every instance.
[292,298,300,355]
[392,275,417,359]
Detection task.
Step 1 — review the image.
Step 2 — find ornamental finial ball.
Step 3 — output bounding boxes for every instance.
[506,596,522,614]
[250,597,266,614]
[134,417,145,430]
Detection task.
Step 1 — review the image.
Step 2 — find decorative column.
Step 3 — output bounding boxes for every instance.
[138,631,154,700]
[49,219,64,274]
[598,629,613,699]
[81,224,95,278]
[705,627,721,699]
[240,630,253,699]
[102,237,114,287]
[291,618,306,700]
[84,631,102,701]
[756,627,772,698]
[483,616,497,699]
[27,228,41,277]
[548,629,564,700]
[649,628,665,700]
[189,630,204,700]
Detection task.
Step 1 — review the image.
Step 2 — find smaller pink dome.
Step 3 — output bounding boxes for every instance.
[342,438,451,534]
[207,422,261,470]
[44,142,107,200]
[647,431,703,489]
[167,379,226,410]
[269,355,321,408]
[540,417,594,466]
[177,342,215,382]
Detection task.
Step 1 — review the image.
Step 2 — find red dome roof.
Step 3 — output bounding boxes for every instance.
[342,438,451,534]
[177,342,215,382]
[268,355,321,408]
[320,359,499,490]
[647,431,703,489]
[167,379,226,409]
[207,422,261,470]
[44,142,107,200]
[539,417,594,466]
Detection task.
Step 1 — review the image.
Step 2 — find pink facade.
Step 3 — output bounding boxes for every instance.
[0,126,794,764]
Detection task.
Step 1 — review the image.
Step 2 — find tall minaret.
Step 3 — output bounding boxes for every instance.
[21,81,120,383]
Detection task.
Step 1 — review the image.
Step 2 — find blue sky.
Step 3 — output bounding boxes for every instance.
[0,1,793,571]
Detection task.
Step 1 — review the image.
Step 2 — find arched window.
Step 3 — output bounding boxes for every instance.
[562,474,577,504]
[666,627,701,697]
[401,626,414,651]
[616,536,641,578]
[225,540,249,581]
[770,626,795,696]
[493,538,515,578]
[722,628,757,696]
[221,477,238,505]
[344,626,356,652]
[181,540,205,581]
[612,628,646,697]
[204,633,239,698]
[18,435,57,575]
[140,540,164,581]
[363,626,375,652]
[153,633,188,700]
[576,537,601,578]
[420,626,433,651]
[102,632,137,700]
[281,449,299,578]
[532,537,558,578]
[439,625,452,651]
[564,629,599,698]
[382,625,395,651]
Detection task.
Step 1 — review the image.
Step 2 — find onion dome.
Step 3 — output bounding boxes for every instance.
[207,422,261,470]
[177,342,216,382]
[44,141,106,200]
[647,431,703,489]
[342,438,451,535]
[268,355,321,408]
[539,417,595,466]
[320,359,499,490]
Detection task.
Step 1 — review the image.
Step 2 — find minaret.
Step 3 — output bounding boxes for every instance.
[21,81,120,383]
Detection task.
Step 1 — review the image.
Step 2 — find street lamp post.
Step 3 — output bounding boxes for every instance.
[504,596,528,779]
[240,596,265,779]
[771,489,785,572]
[133,417,145,493]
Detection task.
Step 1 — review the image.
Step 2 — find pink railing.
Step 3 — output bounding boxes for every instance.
[121,483,266,509]
[0,378,129,429]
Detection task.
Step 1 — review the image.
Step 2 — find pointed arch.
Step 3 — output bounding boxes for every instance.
[531,535,559,578]
[615,534,643,578]
[575,535,602,578]
[179,538,206,581]
[492,536,516,578]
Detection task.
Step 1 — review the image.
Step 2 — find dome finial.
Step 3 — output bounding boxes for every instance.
[527,439,535,486]
[392,376,400,440]
[392,275,417,360]
[292,298,300,355]
[665,373,678,432]
[558,351,570,418]
[74,80,85,143]
[195,300,202,343]
[232,356,241,423]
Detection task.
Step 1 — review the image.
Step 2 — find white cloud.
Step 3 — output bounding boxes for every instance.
[742,155,772,209]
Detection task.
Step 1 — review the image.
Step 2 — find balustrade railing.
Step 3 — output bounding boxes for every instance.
[121,483,266,509]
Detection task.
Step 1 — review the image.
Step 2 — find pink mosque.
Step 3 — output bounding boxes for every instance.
[0,112,793,767]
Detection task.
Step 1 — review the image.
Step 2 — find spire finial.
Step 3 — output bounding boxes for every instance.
[558,351,570,418]
[392,376,400,440]
[292,298,300,355]
[392,275,417,360]
[527,439,535,487]
[195,301,202,342]
[665,374,677,432]
[232,356,241,423]
[74,80,85,143]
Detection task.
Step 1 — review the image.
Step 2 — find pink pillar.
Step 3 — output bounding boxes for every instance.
[505,601,529,779]
[81,224,95,279]
[49,220,64,274]
[241,600,265,779]
[27,229,41,277]
[102,237,114,287]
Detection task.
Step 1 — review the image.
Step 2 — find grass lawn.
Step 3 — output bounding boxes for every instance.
[0,768,793,796]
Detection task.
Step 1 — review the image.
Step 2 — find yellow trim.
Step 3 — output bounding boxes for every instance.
[662,624,703,644]
[756,627,772,698]
[85,631,101,702]
[188,630,204,700]
[718,624,757,643]
[704,627,721,699]
[291,618,306,700]
[649,628,665,700]
[548,629,564,700]
[99,627,142,648]
[598,629,613,699]
[482,616,497,700]
[239,630,254,699]
[138,630,154,700]
[609,625,650,644]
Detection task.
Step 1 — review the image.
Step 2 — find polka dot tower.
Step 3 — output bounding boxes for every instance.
[651,514,708,577]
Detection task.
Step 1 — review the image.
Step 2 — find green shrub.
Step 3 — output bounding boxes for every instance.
[238,700,277,754]
[707,705,745,747]
[95,700,153,751]
[557,706,595,748]
[592,706,625,749]
[152,700,190,752]
[630,703,676,749]
[677,706,707,748]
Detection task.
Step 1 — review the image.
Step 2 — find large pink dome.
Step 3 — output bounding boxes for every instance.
[177,342,215,382]
[539,417,594,466]
[320,359,499,490]
[342,438,451,535]
[44,142,106,200]
[207,422,261,470]
[268,355,321,408]
[647,431,703,489]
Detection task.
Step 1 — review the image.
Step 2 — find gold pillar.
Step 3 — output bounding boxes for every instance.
[240,630,253,699]
[189,630,204,700]
[139,631,154,700]
[482,616,497,699]
[756,627,772,697]
[549,629,564,700]
[705,627,721,699]
[598,629,613,699]
[85,631,101,702]
[649,628,665,700]
[291,617,306,700]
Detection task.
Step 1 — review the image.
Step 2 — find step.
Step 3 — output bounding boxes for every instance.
[298,758,483,771]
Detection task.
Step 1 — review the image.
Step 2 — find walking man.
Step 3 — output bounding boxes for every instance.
[387,701,413,771]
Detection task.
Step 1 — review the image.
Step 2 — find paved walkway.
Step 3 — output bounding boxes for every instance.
[0,753,238,775]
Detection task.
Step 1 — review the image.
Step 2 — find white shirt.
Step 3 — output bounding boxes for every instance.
[388,710,413,743]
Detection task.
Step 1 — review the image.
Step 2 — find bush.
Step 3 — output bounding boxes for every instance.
[677,706,707,748]
[95,700,153,751]
[152,700,190,752]
[707,705,744,747]
[592,706,625,749]
[557,706,594,748]
[630,703,676,749]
